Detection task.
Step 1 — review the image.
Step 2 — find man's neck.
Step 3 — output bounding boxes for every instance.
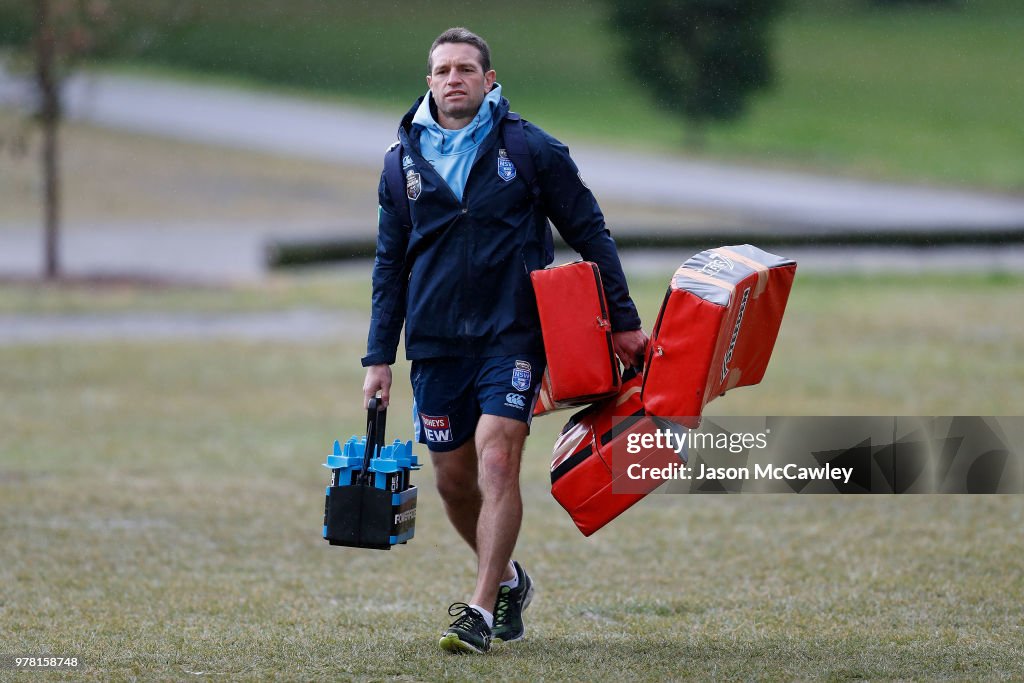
[437,112,474,131]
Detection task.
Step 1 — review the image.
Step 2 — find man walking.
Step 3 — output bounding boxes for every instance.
[362,27,647,654]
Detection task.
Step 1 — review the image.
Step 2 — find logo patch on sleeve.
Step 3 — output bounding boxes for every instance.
[497,149,517,182]
[419,413,452,442]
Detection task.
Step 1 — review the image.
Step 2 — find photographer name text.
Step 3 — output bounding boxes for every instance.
[626,461,853,484]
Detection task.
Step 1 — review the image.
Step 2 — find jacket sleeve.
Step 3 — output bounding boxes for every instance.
[361,172,410,367]
[528,125,642,332]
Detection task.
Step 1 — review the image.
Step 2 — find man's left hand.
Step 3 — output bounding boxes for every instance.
[612,328,649,370]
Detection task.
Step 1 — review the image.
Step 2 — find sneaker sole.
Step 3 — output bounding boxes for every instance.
[494,580,536,643]
[439,633,487,655]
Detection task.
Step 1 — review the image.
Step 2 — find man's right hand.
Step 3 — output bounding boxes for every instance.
[363,364,393,408]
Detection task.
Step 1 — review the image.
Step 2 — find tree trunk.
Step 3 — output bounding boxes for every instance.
[35,0,61,280]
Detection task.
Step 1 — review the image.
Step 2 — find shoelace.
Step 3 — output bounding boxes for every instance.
[493,586,512,624]
[447,602,484,631]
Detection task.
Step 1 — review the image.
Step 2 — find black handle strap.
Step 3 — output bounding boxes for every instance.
[358,396,388,484]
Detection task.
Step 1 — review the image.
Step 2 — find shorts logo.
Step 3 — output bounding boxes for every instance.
[419,413,452,443]
[512,360,532,392]
[497,149,516,182]
[406,170,421,201]
[505,393,526,410]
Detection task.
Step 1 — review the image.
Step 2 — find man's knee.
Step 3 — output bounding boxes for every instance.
[432,445,479,502]
[478,445,521,485]
[476,415,527,486]
[435,471,479,503]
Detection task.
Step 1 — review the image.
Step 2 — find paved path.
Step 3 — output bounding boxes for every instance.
[3,245,1023,346]
[4,69,1024,231]
[0,308,367,345]
[0,224,267,281]
[4,69,1024,284]
[616,244,1024,276]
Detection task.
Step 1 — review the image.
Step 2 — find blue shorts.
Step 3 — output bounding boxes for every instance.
[411,354,546,452]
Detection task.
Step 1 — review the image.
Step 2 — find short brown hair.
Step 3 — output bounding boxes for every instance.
[428,27,491,73]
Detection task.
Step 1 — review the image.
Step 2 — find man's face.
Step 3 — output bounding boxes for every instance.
[426,42,496,127]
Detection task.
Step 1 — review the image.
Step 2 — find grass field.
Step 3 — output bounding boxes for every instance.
[2,270,1023,679]
[3,7,1021,676]
[3,0,1018,189]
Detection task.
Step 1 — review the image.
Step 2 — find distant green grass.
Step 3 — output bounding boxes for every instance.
[22,0,1019,190]
[713,1,1024,188]
[0,269,373,315]
[3,269,1024,416]
[1,270,1023,679]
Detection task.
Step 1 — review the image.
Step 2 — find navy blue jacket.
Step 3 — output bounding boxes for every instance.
[362,95,641,366]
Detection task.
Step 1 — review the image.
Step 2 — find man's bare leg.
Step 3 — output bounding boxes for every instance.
[433,433,518,586]
[468,414,528,610]
[431,442,481,551]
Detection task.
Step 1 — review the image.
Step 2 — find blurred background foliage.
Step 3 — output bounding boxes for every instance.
[1,0,1021,188]
[609,0,786,147]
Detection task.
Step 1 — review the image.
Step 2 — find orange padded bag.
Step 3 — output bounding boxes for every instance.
[531,261,621,415]
[642,245,796,427]
[550,372,686,536]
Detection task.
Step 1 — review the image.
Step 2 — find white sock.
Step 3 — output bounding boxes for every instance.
[499,561,519,589]
[470,604,494,629]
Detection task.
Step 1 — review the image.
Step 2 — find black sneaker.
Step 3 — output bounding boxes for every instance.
[492,561,535,642]
[438,602,492,654]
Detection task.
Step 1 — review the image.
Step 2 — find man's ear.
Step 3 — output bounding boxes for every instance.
[426,74,433,87]
[485,70,496,89]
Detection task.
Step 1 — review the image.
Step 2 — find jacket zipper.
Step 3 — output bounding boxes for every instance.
[400,119,514,348]
[402,135,471,339]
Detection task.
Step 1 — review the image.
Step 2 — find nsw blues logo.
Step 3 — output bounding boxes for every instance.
[497,149,517,182]
[405,169,421,201]
[511,360,532,392]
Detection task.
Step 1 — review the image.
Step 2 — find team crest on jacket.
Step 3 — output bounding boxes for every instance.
[497,149,517,182]
[511,360,532,391]
[405,169,421,201]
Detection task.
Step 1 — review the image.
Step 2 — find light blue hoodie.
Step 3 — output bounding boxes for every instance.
[411,83,504,202]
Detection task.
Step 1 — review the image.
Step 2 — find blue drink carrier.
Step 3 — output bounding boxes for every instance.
[322,397,420,550]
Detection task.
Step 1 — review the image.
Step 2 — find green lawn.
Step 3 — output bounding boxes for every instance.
[2,269,1023,411]
[718,1,1024,188]
[0,269,372,315]
[7,0,1017,190]
[1,271,1023,679]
